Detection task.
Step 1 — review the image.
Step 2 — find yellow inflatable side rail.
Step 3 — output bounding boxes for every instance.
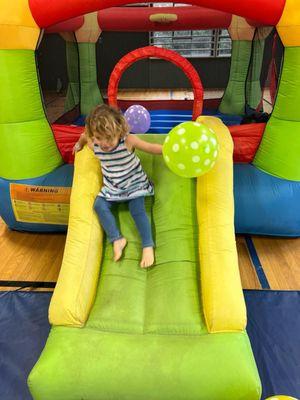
[49,146,103,326]
[196,116,246,333]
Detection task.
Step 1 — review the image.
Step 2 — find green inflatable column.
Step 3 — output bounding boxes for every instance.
[63,36,80,112]
[78,42,103,115]
[75,12,103,116]
[245,38,265,110]
[253,47,300,181]
[219,40,252,115]
[0,50,63,180]
[219,39,267,115]
[219,18,270,116]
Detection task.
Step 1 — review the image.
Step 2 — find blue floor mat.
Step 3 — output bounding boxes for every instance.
[73,109,243,131]
[244,290,300,399]
[0,292,51,400]
[0,290,299,400]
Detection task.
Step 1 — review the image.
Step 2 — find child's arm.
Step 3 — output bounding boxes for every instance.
[126,134,162,155]
[73,131,93,153]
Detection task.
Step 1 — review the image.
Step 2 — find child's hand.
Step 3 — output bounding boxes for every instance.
[72,142,83,155]
[72,132,89,154]
[126,134,163,155]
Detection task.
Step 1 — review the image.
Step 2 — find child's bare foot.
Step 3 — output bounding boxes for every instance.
[113,237,127,261]
[140,247,154,268]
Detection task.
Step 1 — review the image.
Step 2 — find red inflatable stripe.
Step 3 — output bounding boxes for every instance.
[52,124,84,164]
[229,123,265,163]
[45,16,84,33]
[98,7,231,32]
[52,122,265,164]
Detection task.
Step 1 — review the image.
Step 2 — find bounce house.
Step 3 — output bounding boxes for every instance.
[1,1,300,236]
[0,0,299,399]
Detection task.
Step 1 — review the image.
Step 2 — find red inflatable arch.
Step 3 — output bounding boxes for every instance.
[107,46,204,120]
[29,0,284,28]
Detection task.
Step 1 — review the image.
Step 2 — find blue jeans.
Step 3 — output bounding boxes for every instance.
[94,196,154,248]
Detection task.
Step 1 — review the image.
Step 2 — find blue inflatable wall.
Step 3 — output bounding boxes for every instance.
[1,162,299,237]
[234,164,300,237]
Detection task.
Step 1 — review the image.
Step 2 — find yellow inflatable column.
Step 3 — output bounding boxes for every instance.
[196,116,246,333]
[228,15,255,41]
[0,0,40,50]
[276,0,300,47]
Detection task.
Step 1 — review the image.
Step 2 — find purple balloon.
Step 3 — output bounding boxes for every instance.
[124,105,151,134]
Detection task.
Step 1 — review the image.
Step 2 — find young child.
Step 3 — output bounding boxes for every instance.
[74,104,162,268]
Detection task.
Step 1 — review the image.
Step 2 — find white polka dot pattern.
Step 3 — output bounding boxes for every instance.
[162,121,220,178]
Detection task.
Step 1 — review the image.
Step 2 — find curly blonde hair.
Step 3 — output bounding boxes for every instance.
[85,104,129,142]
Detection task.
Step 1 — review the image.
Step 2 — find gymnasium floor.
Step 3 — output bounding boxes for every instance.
[0,89,299,292]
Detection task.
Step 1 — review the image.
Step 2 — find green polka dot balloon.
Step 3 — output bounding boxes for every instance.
[162,121,220,178]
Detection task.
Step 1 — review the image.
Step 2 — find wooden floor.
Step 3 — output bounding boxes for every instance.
[44,88,272,123]
[44,89,213,123]
[1,216,300,291]
[0,218,65,291]
[0,89,298,291]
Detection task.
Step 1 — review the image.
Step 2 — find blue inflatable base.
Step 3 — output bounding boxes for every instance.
[147,109,243,132]
[0,164,73,233]
[0,162,299,236]
[73,109,243,132]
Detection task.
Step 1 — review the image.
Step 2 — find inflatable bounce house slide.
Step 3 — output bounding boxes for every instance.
[29,119,262,399]
[0,0,299,399]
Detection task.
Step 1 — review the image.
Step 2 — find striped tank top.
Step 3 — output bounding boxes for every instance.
[94,138,154,201]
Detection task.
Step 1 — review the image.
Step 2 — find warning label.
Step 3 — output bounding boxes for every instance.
[10,184,71,225]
